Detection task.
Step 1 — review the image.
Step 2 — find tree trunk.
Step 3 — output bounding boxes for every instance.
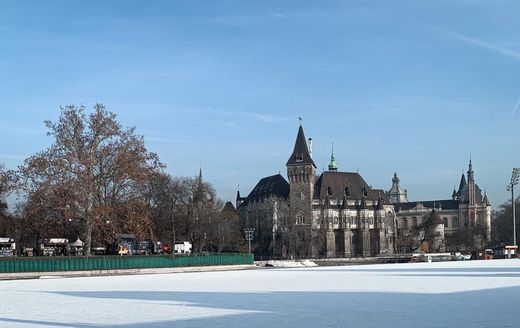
[170,209,176,257]
[84,218,93,256]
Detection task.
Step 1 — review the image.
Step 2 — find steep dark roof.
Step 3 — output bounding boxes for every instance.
[314,171,379,200]
[220,201,238,220]
[458,183,484,204]
[394,199,460,212]
[457,174,467,195]
[425,209,444,225]
[240,174,290,207]
[286,125,316,168]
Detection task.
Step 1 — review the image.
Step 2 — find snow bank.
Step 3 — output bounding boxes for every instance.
[262,260,318,267]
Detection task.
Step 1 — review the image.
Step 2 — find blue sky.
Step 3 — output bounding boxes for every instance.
[1,0,519,207]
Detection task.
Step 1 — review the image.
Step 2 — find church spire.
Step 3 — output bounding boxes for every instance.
[286,124,316,168]
[467,157,476,205]
[328,142,338,172]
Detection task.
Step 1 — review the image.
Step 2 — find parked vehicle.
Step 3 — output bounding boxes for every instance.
[135,240,153,255]
[91,247,107,255]
[0,238,16,257]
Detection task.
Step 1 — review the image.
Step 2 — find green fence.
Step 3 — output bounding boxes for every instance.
[0,253,254,273]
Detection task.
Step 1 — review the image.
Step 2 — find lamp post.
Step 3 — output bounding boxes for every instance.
[507,168,520,247]
[244,228,255,254]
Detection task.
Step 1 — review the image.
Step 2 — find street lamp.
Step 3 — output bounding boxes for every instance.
[244,228,255,254]
[507,168,520,247]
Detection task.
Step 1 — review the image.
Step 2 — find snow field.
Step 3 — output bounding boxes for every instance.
[1,259,519,327]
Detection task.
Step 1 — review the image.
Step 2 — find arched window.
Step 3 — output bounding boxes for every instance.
[443,217,448,227]
[296,214,304,225]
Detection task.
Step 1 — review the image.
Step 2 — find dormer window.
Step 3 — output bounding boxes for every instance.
[295,153,303,162]
[327,186,333,196]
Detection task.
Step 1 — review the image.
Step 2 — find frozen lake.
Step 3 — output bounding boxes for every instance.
[1,259,519,327]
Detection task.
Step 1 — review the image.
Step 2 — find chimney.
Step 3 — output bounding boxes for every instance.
[308,138,313,158]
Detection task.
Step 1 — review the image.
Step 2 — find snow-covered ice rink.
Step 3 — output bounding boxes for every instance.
[1,259,520,327]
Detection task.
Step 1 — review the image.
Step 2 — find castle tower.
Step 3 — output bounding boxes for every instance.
[286,124,317,225]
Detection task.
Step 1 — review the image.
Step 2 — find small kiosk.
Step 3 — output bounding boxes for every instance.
[40,238,69,256]
[504,245,518,259]
[68,238,84,256]
[493,245,518,259]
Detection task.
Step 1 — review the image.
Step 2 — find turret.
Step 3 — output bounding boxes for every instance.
[328,142,338,172]
[467,158,476,206]
[386,172,408,204]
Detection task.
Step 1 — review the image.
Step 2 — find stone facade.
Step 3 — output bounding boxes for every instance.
[238,125,396,258]
[237,125,491,258]
[390,161,492,253]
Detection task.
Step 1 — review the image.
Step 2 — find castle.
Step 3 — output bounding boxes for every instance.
[237,125,491,258]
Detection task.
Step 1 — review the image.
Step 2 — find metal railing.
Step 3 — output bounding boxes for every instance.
[0,253,253,273]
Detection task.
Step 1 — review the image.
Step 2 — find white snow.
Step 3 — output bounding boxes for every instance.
[1,259,520,327]
[263,259,318,267]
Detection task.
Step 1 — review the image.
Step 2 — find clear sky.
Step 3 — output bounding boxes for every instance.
[1,0,519,208]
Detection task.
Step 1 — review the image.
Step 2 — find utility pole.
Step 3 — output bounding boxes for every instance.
[244,228,255,254]
[507,168,520,247]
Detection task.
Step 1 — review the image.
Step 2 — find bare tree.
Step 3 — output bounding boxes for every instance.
[20,105,163,254]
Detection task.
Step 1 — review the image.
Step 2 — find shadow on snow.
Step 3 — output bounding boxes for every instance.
[2,286,518,328]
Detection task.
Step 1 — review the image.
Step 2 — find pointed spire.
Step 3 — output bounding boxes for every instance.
[286,125,317,168]
[483,190,491,206]
[236,189,241,201]
[376,197,384,210]
[341,193,348,210]
[328,142,338,171]
[452,188,457,200]
[467,156,474,182]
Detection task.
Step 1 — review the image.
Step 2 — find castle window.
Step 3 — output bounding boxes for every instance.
[345,187,350,197]
[402,218,408,230]
[295,153,303,162]
[296,214,304,225]
[327,186,333,196]
[443,217,448,227]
